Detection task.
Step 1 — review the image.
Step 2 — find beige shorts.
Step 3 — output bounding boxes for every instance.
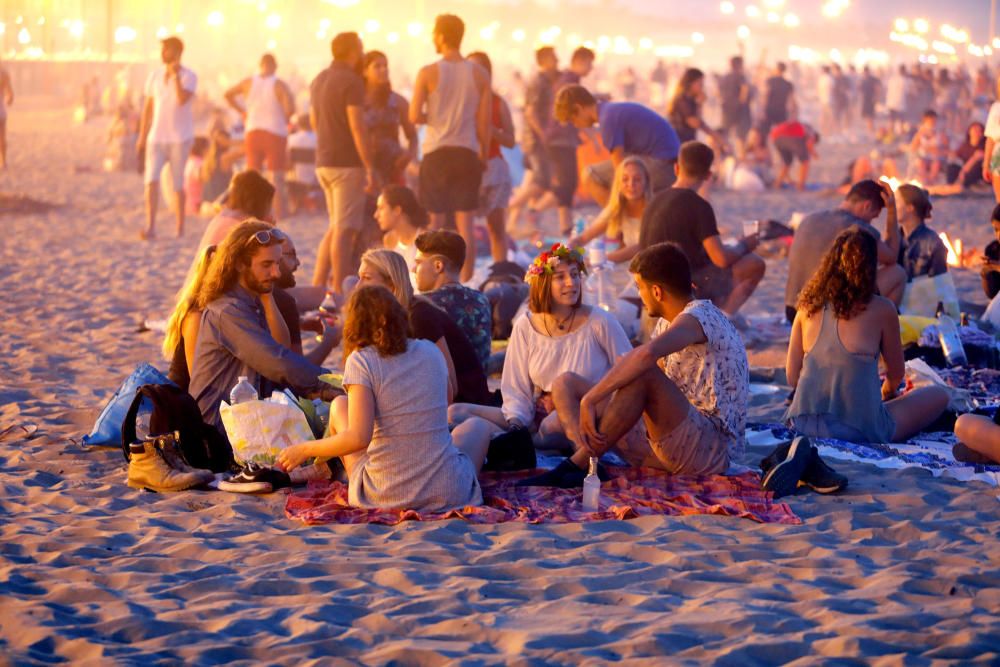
[315,166,366,231]
[615,405,730,476]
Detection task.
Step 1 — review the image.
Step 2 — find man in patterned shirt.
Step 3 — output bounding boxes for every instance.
[522,242,748,488]
[413,231,493,371]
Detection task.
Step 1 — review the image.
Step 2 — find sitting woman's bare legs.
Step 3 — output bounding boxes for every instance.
[954,413,1000,463]
[886,385,950,442]
[451,417,492,472]
[326,395,364,479]
[448,403,506,430]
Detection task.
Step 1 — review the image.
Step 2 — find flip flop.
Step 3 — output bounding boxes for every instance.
[0,423,39,443]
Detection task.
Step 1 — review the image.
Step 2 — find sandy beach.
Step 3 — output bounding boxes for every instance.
[2,100,999,663]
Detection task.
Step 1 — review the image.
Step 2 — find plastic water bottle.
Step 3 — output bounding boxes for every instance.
[587,241,614,312]
[572,216,586,241]
[582,457,601,512]
[319,291,338,323]
[230,376,258,405]
[936,302,968,367]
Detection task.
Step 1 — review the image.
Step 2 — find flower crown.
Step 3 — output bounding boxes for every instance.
[524,243,587,281]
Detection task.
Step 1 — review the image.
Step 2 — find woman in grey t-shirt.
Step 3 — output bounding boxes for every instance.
[278,285,486,512]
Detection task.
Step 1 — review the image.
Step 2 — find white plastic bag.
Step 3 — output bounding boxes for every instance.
[904,358,973,413]
[900,273,960,320]
[219,396,314,466]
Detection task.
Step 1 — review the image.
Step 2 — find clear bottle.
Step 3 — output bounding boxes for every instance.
[319,291,338,323]
[230,376,258,405]
[582,457,601,512]
[936,303,968,367]
[587,240,614,312]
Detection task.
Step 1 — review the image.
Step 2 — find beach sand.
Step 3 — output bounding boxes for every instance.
[1,102,999,663]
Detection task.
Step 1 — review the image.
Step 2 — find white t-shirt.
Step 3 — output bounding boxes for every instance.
[885,74,908,111]
[985,102,1000,141]
[500,307,633,426]
[287,129,317,184]
[144,64,198,144]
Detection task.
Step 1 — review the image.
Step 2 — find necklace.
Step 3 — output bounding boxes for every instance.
[544,307,577,336]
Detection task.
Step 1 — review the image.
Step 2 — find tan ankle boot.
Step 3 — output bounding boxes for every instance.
[154,434,215,485]
[127,440,209,492]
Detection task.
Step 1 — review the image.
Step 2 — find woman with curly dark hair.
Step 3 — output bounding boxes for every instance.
[784,227,948,443]
[277,285,487,511]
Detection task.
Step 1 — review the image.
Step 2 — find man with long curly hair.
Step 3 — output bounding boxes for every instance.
[188,220,339,429]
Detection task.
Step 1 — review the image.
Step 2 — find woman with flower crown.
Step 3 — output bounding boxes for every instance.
[448,243,633,448]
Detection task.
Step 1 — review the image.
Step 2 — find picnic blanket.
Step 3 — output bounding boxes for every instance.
[747,423,1000,487]
[285,466,801,526]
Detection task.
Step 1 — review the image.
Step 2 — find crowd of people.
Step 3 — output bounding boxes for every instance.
[101,13,1000,507]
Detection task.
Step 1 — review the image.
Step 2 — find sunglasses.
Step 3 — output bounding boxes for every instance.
[246,229,283,247]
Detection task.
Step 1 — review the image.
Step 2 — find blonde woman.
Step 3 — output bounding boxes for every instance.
[163,244,217,392]
[164,227,290,393]
[356,248,492,405]
[569,156,651,264]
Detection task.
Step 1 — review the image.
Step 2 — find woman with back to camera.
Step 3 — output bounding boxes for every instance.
[277,285,488,511]
[356,248,492,406]
[785,226,949,443]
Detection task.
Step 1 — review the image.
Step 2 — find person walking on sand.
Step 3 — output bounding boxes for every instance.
[136,36,197,239]
[410,13,492,282]
[224,54,295,219]
[310,32,377,294]
[0,56,13,169]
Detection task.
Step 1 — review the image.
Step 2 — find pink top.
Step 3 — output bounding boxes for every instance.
[198,209,247,249]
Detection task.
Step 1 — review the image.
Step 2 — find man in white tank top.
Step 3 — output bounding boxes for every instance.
[225,54,294,218]
[410,14,492,282]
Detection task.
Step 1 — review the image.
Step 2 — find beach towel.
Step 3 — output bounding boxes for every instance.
[747,423,1000,487]
[285,466,801,526]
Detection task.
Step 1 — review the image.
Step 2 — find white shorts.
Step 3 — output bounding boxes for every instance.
[145,140,193,186]
[478,156,512,217]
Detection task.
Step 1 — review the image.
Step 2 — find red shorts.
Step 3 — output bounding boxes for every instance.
[245,129,287,172]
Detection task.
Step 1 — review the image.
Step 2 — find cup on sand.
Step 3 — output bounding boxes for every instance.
[742,220,760,243]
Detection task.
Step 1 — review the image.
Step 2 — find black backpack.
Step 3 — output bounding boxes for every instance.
[121,384,234,473]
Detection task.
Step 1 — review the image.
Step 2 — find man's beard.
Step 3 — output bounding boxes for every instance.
[276,270,296,289]
[245,271,273,294]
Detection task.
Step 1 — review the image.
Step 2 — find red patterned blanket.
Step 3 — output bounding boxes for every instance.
[285,467,802,526]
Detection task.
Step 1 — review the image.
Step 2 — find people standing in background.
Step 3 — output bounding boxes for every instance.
[885,65,910,136]
[410,13,492,282]
[761,62,795,140]
[136,36,197,239]
[859,67,880,135]
[310,32,377,293]
[506,47,561,235]
[718,56,751,155]
[362,50,418,187]
[467,50,516,264]
[0,56,14,169]
[667,68,717,146]
[225,54,295,219]
[546,46,596,236]
[981,75,1000,204]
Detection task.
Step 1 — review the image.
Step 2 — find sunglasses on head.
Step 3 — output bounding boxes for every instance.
[246,229,283,246]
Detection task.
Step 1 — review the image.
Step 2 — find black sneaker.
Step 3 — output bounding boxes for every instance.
[760,440,791,474]
[761,436,812,498]
[218,462,289,494]
[799,449,848,493]
[515,458,610,488]
[484,427,537,472]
